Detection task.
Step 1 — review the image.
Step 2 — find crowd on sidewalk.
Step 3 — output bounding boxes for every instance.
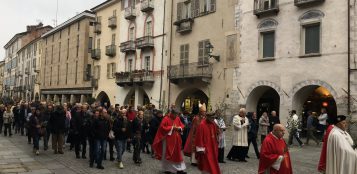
[0,100,355,174]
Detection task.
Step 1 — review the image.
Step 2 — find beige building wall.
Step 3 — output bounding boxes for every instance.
[235,0,348,125]
[40,11,95,104]
[91,0,121,106]
[168,0,239,113]
[0,61,4,97]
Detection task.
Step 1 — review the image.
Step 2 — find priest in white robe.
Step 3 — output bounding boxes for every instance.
[326,115,357,174]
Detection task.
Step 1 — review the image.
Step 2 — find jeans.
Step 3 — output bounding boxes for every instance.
[33,134,40,150]
[95,139,107,166]
[288,129,303,146]
[52,133,64,152]
[248,135,260,158]
[75,137,87,157]
[89,138,97,166]
[133,137,141,162]
[306,128,319,145]
[104,138,115,160]
[115,139,127,162]
[4,123,12,136]
[43,129,50,149]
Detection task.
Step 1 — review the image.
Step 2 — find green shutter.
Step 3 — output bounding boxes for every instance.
[305,25,320,54]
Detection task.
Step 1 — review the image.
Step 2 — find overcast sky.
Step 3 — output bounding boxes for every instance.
[0,0,105,60]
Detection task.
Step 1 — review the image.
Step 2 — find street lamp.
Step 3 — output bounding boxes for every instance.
[206,42,220,62]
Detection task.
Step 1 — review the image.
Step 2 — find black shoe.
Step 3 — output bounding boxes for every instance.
[239,159,248,162]
[177,171,187,174]
[76,155,80,159]
[191,163,197,166]
[110,157,115,161]
[82,156,87,159]
[96,165,104,170]
[219,161,226,163]
[246,155,250,158]
[89,163,93,168]
[164,172,174,174]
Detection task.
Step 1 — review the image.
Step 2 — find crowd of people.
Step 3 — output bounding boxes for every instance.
[0,100,355,174]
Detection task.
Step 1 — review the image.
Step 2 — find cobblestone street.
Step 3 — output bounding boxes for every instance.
[0,130,322,174]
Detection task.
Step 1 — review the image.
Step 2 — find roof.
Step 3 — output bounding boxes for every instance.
[91,0,119,12]
[17,37,42,53]
[4,32,27,49]
[42,10,95,38]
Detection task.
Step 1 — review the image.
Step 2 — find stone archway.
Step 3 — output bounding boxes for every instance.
[175,88,209,114]
[123,87,150,107]
[96,91,111,107]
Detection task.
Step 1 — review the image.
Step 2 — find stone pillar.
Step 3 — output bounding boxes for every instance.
[54,95,60,104]
[61,95,67,104]
[70,95,76,105]
[80,95,87,104]
[41,94,46,102]
[135,87,144,108]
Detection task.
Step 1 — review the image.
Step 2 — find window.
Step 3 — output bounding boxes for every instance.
[146,21,152,36]
[107,63,116,79]
[261,32,275,58]
[32,59,36,69]
[34,43,37,56]
[128,59,133,72]
[177,2,191,21]
[76,35,79,57]
[88,37,93,53]
[180,44,189,64]
[304,24,320,54]
[97,39,101,49]
[198,40,210,65]
[145,56,150,71]
[191,0,216,18]
[59,30,62,39]
[113,10,117,16]
[94,65,101,79]
[45,48,47,65]
[67,39,70,59]
[112,34,116,45]
[129,27,135,40]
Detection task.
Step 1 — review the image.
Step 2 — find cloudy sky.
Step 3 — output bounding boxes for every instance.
[0,0,105,60]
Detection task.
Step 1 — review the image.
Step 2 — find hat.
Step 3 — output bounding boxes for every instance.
[206,111,216,118]
[199,103,207,112]
[335,115,347,124]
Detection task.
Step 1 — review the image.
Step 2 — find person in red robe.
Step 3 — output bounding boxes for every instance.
[195,112,221,174]
[183,104,206,165]
[258,124,293,174]
[152,108,187,174]
[317,124,334,173]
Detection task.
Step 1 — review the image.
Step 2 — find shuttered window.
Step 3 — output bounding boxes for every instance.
[180,44,189,65]
[262,32,275,58]
[305,24,320,54]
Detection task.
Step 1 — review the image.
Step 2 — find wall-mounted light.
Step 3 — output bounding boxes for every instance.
[206,42,220,62]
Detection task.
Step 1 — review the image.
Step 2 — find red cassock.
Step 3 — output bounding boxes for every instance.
[258,133,293,174]
[195,119,221,174]
[183,115,203,156]
[152,114,185,163]
[318,125,334,172]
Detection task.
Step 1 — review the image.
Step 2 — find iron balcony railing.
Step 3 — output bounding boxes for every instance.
[253,0,279,17]
[168,62,212,83]
[115,70,154,87]
[108,16,117,28]
[136,36,154,49]
[125,7,136,20]
[141,0,154,13]
[91,49,101,60]
[294,0,325,7]
[176,19,194,34]
[94,23,102,34]
[120,40,136,53]
[105,45,116,57]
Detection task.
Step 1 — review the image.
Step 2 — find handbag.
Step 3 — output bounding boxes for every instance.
[108,130,115,139]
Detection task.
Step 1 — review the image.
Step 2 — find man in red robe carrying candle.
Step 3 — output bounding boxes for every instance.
[152,108,187,174]
[195,111,221,174]
[258,124,293,174]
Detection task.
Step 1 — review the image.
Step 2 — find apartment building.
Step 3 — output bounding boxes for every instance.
[168,0,238,113]
[3,23,52,101]
[0,61,4,97]
[91,0,121,106]
[115,0,168,108]
[40,11,95,104]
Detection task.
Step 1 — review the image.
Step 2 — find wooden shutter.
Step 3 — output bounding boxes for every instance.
[198,41,204,65]
[210,0,216,12]
[177,2,183,21]
[191,0,200,17]
[112,63,116,78]
[107,63,110,79]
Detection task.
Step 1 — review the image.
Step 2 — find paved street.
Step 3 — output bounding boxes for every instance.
[0,131,322,174]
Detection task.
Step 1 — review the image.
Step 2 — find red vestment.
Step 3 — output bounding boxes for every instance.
[183,115,203,156]
[258,133,293,174]
[195,119,221,174]
[318,125,334,172]
[152,114,185,163]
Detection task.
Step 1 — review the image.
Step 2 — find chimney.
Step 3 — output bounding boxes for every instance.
[26,23,44,32]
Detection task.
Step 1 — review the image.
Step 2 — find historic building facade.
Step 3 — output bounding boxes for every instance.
[40,11,95,104]
[168,0,238,113]
[91,0,121,107]
[233,0,349,124]
[115,0,168,108]
[0,61,4,97]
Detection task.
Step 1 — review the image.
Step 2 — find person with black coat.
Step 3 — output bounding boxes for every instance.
[247,112,260,159]
[41,104,55,151]
[93,109,110,169]
[112,109,129,169]
[132,111,144,164]
[49,105,66,154]
[88,110,99,168]
[0,105,4,134]
[71,104,91,159]
[29,107,40,155]
[19,103,29,136]
[268,110,280,132]
[148,109,163,157]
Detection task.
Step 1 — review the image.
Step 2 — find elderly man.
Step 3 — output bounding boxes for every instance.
[227,108,249,162]
[326,115,357,174]
[258,124,293,174]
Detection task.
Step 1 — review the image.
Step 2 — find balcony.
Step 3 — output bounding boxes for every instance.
[94,23,102,34]
[136,36,154,49]
[92,79,98,89]
[175,18,194,34]
[141,0,154,13]
[125,8,136,20]
[115,70,154,87]
[25,68,30,75]
[294,0,324,7]
[91,49,101,60]
[168,62,213,84]
[34,69,40,73]
[120,40,136,53]
[108,16,117,28]
[254,0,279,18]
[105,45,116,57]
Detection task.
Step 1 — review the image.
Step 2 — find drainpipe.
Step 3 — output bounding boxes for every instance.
[159,0,167,109]
[167,0,174,109]
[348,0,351,115]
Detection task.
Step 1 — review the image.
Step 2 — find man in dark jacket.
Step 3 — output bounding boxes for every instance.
[149,109,163,157]
[49,105,66,154]
[132,111,144,164]
[113,109,129,169]
[19,103,29,136]
[93,110,110,169]
[88,110,99,168]
[71,104,91,159]
[41,104,55,151]
[0,105,5,134]
[247,112,260,159]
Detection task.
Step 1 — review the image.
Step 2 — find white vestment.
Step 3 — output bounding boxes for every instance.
[326,127,357,174]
